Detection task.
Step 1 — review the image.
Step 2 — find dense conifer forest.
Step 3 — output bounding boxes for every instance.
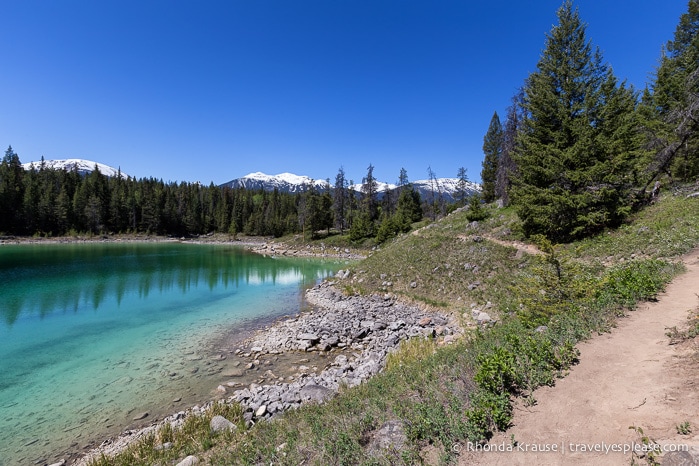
[0,150,433,242]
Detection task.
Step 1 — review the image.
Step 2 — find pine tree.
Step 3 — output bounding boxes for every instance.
[396,186,422,224]
[425,166,443,220]
[333,167,348,233]
[511,1,639,242]
[496,91,524,205]
[646,0,699,180]
[456,167,469,206]
[361,164,379,222]
[398,168,409,189]
[481,112,503,202]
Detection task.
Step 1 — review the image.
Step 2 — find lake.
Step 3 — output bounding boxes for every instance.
[0,241,343,465]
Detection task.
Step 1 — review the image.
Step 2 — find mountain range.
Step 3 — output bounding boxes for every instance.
[221,172,481,202]
[20,159,481,202]
[21,158,128,178]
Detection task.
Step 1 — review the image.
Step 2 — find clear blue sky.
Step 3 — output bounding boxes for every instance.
[0,1,688,185]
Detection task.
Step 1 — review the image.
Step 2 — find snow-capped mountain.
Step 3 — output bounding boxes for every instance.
[348,180,398,193]
[21,159,128,178]
[221,172,480,202]
[220,172,331,193]
[411,177,481,203]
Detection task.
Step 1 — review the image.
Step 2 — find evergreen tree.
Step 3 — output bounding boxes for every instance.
[465,192,489,222]
[333,167,348,233]
[511,1,639,242]
[299,182,328,240]
[646,0,699,181]
[456,167,469,206]
[396,186,423,224]
[425,166,444,220]
[348,211,374,241]
[321,179,333,235]
[0,146,24,233]
[347,179,358,229]
[398,168,409,189]
[481,112,503,202]
[361,164,379,222]
[496,91,525,205]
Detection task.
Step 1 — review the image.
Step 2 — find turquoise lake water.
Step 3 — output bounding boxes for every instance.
[0,242,342,465]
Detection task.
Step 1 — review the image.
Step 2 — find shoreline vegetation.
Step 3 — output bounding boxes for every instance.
[29,186,699,466]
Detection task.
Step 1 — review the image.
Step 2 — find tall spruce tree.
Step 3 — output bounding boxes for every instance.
[333,167,348,233]
[361,164,379,222]
[456,167,469,206]
[496,90,525,205]
[511,1,639,242]
[646,0,699,181]
[481,111,503,202]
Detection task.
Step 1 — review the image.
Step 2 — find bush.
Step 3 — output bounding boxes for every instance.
[598,259,673,308]
[465,193,489,222]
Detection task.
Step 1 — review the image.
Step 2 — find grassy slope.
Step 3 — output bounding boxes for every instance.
[91,189,699,466]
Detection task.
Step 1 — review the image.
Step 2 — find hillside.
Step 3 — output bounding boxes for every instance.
[83,184,699,466]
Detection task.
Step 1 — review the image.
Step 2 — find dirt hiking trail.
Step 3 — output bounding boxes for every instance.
[459,248,699,466]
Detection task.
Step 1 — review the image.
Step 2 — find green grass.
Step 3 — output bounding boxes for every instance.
[560,191,699,266]
[90,188,699,465]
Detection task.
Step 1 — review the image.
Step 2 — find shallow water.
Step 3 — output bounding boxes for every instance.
[0,242,342,465]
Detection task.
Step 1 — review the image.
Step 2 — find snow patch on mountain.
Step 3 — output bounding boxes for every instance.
[221,172,330,193]
[21,159,128,178]
[222,171,480,201]
[412,178,481,194]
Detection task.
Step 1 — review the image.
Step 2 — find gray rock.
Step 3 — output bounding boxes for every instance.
[47,461,66,466]
[297,333,320,343]
[299,384,334,403]
[352,328,369,341]
[662,450,699,466]
[175,456,199,466]
[255,404,268,417]
[132,412,149,421]
[388,320,405,331]
[323,335,340,347]
[367,420,407,455]
[210,415,236,433]
[222,368,244,377]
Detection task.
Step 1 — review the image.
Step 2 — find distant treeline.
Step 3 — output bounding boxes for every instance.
[0,153,473,241]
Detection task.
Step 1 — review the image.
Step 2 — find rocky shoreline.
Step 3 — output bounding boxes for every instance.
[74,277,461,465]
